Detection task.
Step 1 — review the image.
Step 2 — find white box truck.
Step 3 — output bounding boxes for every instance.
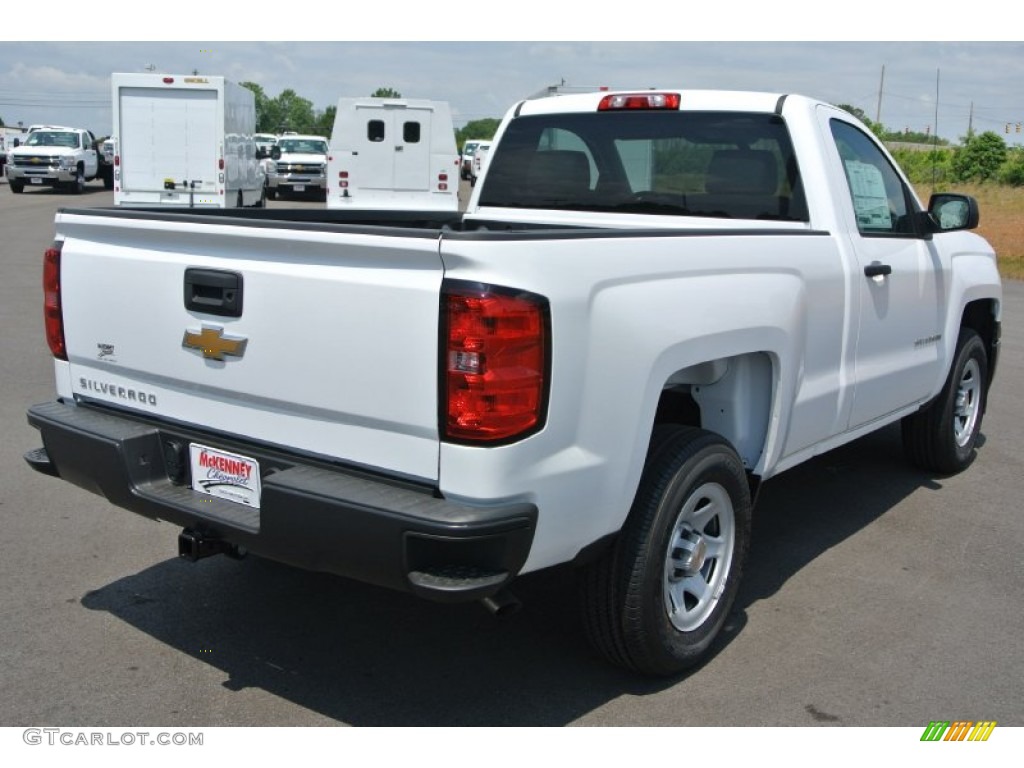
[327,97,459,211]
[110,73,264,208]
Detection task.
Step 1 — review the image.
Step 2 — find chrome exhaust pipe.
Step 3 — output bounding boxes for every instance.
[480,588,522,617]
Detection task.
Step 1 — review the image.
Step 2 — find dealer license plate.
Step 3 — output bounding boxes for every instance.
[189,443,262,509]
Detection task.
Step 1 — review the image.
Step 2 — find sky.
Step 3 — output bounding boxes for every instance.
[1,6,1021,145]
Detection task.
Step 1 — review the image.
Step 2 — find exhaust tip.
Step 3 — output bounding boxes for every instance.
[480,589,522,617]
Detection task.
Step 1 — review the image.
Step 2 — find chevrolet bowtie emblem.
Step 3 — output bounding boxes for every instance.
[182,326,248,361]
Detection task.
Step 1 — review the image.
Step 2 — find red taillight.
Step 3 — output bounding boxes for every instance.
[43,243,66,360]
[598,92,681,111]
[114,155,120,167]
[218,158,225,170]
[442,282,549,443]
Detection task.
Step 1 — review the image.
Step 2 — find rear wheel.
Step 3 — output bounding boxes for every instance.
[579,426,751,676]
[902,328,988,474]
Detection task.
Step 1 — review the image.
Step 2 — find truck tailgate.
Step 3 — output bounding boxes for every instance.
[55,211,444,482]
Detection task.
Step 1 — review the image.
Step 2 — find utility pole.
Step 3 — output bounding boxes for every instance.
[875,65,885,125]
[967,101,974,138]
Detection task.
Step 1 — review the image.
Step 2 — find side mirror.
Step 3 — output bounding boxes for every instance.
[13,138,20,148]
[270,146,281,160]
[927,193,980,231]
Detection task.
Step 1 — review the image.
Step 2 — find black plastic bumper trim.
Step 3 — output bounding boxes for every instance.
[25,401,537,602]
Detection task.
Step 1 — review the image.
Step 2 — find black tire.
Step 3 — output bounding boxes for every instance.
[9,180,24,194]
[101,165,114,190]
[67,167,85,195]
[902,328,988,475]
[579,426,751,676]
[266,187,277,200]
[254,185,266,208]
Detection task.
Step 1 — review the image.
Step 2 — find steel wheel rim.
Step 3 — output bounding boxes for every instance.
[663,481,736,632]
[953,358,982,448]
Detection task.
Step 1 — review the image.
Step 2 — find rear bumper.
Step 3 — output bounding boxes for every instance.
[25,400,536,602]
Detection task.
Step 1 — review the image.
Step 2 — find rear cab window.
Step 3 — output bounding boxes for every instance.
[480,111,808,221]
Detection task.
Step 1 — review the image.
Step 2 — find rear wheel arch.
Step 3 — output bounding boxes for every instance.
[654,352,775,474]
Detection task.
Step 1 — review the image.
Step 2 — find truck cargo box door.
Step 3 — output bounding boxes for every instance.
[119,87,218,193]
[355,104,432,192]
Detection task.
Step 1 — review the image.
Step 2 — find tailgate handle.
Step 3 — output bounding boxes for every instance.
[184,268,243,318]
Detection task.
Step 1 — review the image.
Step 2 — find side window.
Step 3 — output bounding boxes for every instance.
[368,120,385,142]
[403,122,421,143]
[830,119,914,235]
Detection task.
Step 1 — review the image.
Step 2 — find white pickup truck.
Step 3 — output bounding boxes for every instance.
[25,89,1001,675]
[6,126,101,194]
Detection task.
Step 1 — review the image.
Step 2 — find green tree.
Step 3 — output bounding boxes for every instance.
[372,87,402,98]
[314,105,336,138]
[269,89,316,134]
[998,147,1024,186]
[890,147,954,185]
[837,104,884,137]
[240,81,271,132]
[951,131,1008,183]
[456,118,501,150]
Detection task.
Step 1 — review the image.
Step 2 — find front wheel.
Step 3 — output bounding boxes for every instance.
[9,179,24,194]
[579,426,751,676]
[66,167,85,194]
[902,328,988,474]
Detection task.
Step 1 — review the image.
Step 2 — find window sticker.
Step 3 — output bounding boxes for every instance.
[845,160,891,230]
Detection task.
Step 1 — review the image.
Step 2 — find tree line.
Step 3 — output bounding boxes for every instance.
[840,104,1024,187]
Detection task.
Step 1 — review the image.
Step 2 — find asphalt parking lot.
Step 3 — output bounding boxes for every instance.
[1,180,1021,728]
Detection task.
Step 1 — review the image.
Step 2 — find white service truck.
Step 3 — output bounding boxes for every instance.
[326,97,459,211]
[109,73,264,208]
[25,89,1001,675]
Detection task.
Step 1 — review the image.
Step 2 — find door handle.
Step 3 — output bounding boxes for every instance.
[864,263,892,278]
[184,268,243,317]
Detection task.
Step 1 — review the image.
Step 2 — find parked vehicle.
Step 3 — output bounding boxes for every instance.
[266,134,328,200]
[6,126,101,194]
[254,133,277,156]
[109,72,264,208]
[459,139,487,180]
[25,89,1001,675]
[326,97,459,211]
[469,140,492,187]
